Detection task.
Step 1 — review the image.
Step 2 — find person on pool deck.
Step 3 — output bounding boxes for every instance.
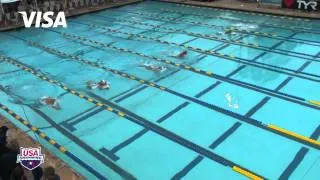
[86,80,110,90]
[39,96,61,110]
[139,63,167,73]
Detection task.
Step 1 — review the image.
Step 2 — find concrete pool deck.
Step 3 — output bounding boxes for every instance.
[159,0,320,19]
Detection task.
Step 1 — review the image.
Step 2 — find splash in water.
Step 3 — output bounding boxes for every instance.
[225,93,239,109]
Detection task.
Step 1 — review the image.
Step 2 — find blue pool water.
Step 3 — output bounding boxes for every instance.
[0,1,320,179]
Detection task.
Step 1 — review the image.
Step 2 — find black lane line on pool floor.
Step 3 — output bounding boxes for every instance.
[108,9,320,60]
[171,156,203,180]
[60,106,98,131]
[279,125,320,179]
[108,129,149,153]
[10,35,320,149]
[1,55,265,179]
[63,107,106,132]
[71,19,320,80]
[106,66,242,155]
[172,122,242,179]
[279,148,309,180]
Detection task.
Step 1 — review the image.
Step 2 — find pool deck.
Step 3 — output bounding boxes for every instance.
[0,115,84,180]
[0,0,143,32]
[159,0,320,19]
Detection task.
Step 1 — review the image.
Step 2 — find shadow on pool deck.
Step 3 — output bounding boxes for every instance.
[159,0,320,19]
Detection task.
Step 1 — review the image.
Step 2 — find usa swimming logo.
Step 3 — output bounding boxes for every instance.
[17,147,45,170]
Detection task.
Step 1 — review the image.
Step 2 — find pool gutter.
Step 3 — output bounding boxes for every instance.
[0,0,143,32]
[156,0,320,20]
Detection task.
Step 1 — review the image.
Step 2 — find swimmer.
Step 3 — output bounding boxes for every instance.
[40,96,61,110]
[225,29,233,35]
[139,63,167,73]
[224,29,237,40]
[171,50,188,59]
[86,80,111,90]
[0,85,11,91]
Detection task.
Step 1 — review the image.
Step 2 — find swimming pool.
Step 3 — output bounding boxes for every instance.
[0,1,320,179]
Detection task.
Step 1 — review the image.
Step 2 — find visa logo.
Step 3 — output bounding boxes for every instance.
[18,11,67,28]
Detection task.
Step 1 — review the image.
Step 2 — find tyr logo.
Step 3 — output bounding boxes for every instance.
[297,0,318,10]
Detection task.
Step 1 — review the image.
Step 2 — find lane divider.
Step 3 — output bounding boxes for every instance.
[45,30,320,111]
[0,55,266,180]
[0,103,108,180]
[95,13,319,61]
[268,124,320,146]
[233,166,263,180]
[75,20,320,82]
[11,36,320,150]
[309,100,320,107]
[175,3,310,22]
